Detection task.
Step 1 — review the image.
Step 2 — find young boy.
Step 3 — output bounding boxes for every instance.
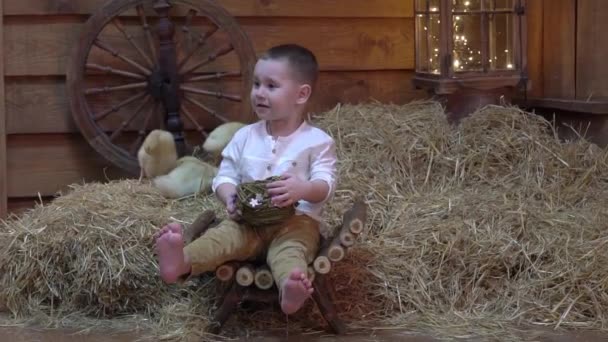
[155,44,337,315]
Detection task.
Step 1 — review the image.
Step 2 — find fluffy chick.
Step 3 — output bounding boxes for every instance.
[137,130,178,181]
[152,156,218,198]
[202,122,247,154]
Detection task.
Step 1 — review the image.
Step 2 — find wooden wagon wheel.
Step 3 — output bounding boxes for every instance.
[67,0,257,176]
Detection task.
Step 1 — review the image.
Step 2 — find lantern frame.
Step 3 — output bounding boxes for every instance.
[413,0,527,95]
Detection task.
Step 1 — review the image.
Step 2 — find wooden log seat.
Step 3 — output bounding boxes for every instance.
[183,200,368,335]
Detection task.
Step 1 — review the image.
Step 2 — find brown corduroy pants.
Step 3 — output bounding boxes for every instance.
[183,214,320,287]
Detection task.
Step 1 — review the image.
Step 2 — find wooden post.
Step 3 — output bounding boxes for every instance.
[0,2,6,219]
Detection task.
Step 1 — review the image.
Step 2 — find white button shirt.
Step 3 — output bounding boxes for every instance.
[212,120,338,225]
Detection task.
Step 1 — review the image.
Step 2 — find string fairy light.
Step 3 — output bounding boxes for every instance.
[416,0,519,74]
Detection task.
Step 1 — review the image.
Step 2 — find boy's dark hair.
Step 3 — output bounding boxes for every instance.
[260,44,319,90]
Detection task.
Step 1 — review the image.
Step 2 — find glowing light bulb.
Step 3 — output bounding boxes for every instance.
[465,1,470,6]
[507,64,514,69]
[454,60,461,68]
[430,6,438,12]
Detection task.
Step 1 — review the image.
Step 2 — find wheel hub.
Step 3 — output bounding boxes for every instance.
[147,68,165,101]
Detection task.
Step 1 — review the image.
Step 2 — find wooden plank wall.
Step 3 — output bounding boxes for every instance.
[3,0,424,216]
[528,0,608,102]
[526,0,544,98]
[541,0,576,99]
[0,2,6,218]
[576,0,608,101]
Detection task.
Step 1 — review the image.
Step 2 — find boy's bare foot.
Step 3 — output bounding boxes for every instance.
[155,223,190,283]
[280,267,313,315]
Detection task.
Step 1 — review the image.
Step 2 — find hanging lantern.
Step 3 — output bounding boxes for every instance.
[413,0,527,95]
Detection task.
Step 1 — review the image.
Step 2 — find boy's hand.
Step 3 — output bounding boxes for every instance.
[267,174,307,207]
[226,193,241,220]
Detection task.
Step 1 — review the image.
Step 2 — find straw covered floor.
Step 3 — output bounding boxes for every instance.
[1,101,608,340]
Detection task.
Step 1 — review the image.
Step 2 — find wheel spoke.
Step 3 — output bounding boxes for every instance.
[179,43,233,76]
[109,95,152,141]
[112,17,155,68]
[183,71,241,83]
[94,91,147,121]
[94,39,152,76]
[178,20,219,69]
[184,95,230,123]
[130,101,160,156]
[181,104,209,138]
[86,63,147,80]
[136,4,158,62]
[85,81,148,95]
[177,9,198,52]
[180,85,241,102]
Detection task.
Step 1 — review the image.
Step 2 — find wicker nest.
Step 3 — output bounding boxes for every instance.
[235,176,296,227]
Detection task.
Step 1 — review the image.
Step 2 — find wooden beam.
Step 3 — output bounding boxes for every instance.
[0,3,6,218]
[576,0,608,101]
[4,17,414,76]
[4,0,414,18]
[542,0,576,99]
[516,97,608,114]
[6,70,424,134]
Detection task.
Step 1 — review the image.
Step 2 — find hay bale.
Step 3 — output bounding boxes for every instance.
[453,105,608,204]
[0,180,222,319]
[314,102,608,336]
[2,100,608,340]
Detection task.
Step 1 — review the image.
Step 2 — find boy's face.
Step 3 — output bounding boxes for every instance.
[250,58,310,122]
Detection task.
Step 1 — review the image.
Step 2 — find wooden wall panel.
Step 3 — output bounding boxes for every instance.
[6,134,128,198]
[576,0,608,101]
[0,3,6,217]
[542,0,576,99]
[4,0,413,18]
[6,71,422,134]
[5,70,423,198]
[526,0,543,98]
[5,77,74,134]
[4,17,414,77]
[7,197,53,217]
[2,0,421,215]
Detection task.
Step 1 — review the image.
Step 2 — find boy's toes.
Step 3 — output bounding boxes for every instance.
[166,222,182,233]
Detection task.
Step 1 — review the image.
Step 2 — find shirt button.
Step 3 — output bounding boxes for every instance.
[272,149,276,154]
[266,165,271,171]
[292,161,297,166]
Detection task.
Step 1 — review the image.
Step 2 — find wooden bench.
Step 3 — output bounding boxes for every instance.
[183,200,368,335]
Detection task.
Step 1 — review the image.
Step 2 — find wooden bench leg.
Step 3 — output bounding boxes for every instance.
[206,282,279,334]
[207,283,242,334]
[312,274,346,335]
[183,210,217,244]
